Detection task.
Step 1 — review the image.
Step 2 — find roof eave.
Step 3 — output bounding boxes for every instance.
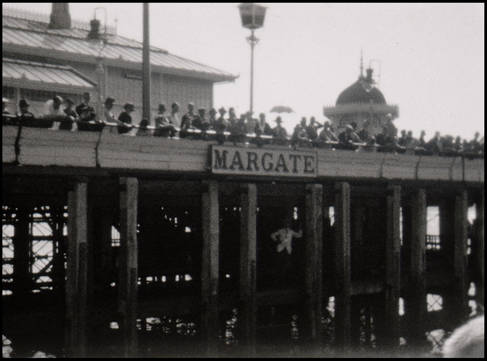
[3,43,238,83]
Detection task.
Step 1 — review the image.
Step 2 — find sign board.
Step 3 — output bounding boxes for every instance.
[210,145,317,178]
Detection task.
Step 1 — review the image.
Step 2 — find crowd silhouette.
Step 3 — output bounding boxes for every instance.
[2,95,484,158]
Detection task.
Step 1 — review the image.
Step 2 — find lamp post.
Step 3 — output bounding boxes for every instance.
[238,3,267,116]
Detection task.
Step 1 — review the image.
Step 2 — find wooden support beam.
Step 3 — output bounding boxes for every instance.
[334,182,351,349]
[406,189,427,345]
[474,189,484,305]
[304,183,323,344]
[384,185,401,348]
[201,180,220,355]
[240,183,257,354]
[118,177,139,356]
[13,206,30,300]
[453,189,468,321]
[66,182,88,357]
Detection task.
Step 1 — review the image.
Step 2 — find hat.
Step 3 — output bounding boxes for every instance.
[158,104,166,110]
[19,99,29,107]
[53,95,63,103]
[2,97,8,103]
[275,117,282,123]
[209,108,217,114]
[198,107,206,112]
[64,98,74,105]
[345,124,354,130]
[218,107,226,113]
[172,102,179,108]
[105,97,115,105]
[188,102,195,107]
[124,103,135,111]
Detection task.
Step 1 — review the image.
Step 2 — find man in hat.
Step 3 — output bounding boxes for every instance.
[306,116,323,142]
[338,124,362,148]
[16,99,35,126]
[208,108,218,130]
[118,103,135,134]
[46,95,65,130]
[169,102,181,130]
[76,92,96,123]
[214,107,228,144]
[291,117,310,148]
[256,112,272,136]
[154,104,176,138]
[272,116,288,145]
[62,98,78,131]
[193,108,210,132]
[245,111,258,134]
[180,102,196,138]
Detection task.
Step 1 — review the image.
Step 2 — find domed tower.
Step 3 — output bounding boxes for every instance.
[323,59,399,137]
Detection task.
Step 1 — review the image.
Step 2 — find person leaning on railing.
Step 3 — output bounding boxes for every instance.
[16,99,35,127]
[214,107,228,145]
[337,124,362,150]
[117,103,135,134]
[272,116,288,146]
[61,98,79,131]
[46,96,67,130]
[154,104,177,138]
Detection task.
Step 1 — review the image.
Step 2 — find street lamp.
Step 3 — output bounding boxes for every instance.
[238,3,267,116]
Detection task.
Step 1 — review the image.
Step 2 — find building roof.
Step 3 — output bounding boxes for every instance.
[336,70,386,105]
[3,57,96,92]
[2,6,237,83]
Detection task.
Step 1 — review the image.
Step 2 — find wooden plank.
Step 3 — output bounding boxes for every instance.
[201,180,219,355]
[405,189,427,345]
[239,183,257,354]
[334,182,351,349]
[118,177,139,356]
[383,185,401,347]
[304,183,323,343]
[2,125,18,163]
[66,182,88,356]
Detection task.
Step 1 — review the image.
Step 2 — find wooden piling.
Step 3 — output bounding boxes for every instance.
[66,181,88,356]
[334,182,351,349]
[453,189,468,321]
[384,185,401,348]
[305,183,323,344]
[406,189,427,345]
[201,180,219,355]
[118,177,139,356]
[474,189,484,305]
[240,183,257,354]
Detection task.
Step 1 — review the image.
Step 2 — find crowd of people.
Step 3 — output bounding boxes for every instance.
[2,94,484,157]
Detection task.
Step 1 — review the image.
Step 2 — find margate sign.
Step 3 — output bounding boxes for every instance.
[210,145,317,177]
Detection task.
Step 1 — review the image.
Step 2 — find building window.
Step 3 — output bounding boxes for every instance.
[2,86,15,99]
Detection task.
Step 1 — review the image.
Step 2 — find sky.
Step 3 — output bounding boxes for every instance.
[4,3,485,139]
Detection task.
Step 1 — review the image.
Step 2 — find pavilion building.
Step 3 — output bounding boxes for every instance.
[323,65,399,136]
[2,3,237,122]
